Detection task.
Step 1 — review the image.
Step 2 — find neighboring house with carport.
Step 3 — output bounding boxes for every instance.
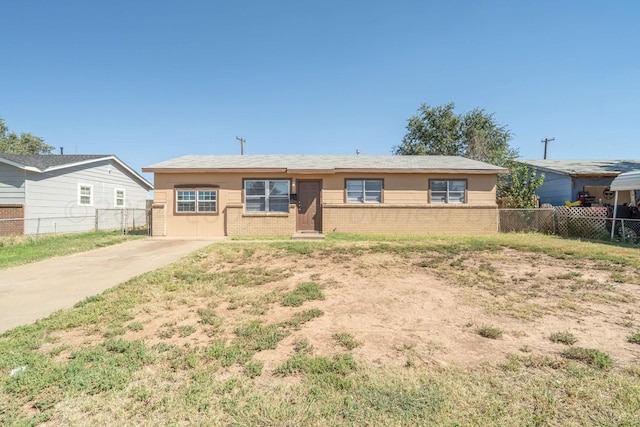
[0,153,153,235]
[142,155,507,238]
[519,159,640,206]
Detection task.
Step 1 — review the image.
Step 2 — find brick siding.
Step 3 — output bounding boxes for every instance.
[151,203,166,236]
[0,205,25,236]
[322,204,499,234]
[226,204,296,236]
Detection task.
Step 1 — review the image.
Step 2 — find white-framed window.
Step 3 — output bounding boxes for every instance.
[115,189,125,208]
[244,179,290,213]
[78,184,93,206]
[346,179,383,203]
[430,180,467,203]
[175,189,217,213]
[197,190,217,212]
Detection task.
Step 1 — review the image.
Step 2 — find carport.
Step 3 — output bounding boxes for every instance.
[609,170,640,241]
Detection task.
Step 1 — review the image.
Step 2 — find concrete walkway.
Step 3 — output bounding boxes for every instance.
[0,238,217,333]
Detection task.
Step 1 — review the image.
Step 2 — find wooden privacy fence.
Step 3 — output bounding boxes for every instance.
[499,207,640,243]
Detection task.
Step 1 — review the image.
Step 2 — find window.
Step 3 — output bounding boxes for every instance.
[115,189,125,207]
[176,189,217,213]
[79,184,93,206]
[244,180,290,213]
[197,190,217,212]
[346,179,382,203]
[430,180,466,203]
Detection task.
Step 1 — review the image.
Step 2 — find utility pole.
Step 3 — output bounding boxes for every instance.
[541,137,555,159]
[236,136,245,155]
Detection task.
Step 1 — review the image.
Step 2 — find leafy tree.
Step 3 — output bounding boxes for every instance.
[394,103,544,208]
[499,162,545,208]
[393,102,518,167]
[0,117,53,154]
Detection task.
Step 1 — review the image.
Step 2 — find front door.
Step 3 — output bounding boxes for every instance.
[296,180,322,232]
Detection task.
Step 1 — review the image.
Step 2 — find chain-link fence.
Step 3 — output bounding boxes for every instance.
[499,207,640,244]
[0,209,150,238]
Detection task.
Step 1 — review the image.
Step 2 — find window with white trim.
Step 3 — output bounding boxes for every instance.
[176,189,217,213]
[197,190,217,212]
[79,184,93,206]
[244,180,290,213]
[346,179,382,203]
[430,180,466,203]
[115,189,125,207]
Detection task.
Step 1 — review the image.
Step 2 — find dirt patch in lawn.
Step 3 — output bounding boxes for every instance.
[46,243,640,372]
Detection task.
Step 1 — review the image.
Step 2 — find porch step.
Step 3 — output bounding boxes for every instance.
[291,232,325,241]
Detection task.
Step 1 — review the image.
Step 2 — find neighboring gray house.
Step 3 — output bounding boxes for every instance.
[0,153,153,235]
[520,159,640,206]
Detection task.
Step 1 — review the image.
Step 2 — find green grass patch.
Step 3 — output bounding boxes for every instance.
[0,230,140,269]
[560,347,614,370]
[333,332,361,350]
[244,360,264,378]
[628,332,640,345]
[549,331,578,345]
[126,321,144,332]
[234,320,289,351]
[280,309,324,329]
[274,352,357,377]
[281,282,325,307]
[476,325,503,339]
[204,340,253,367]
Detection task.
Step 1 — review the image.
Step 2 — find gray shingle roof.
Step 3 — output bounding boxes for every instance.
[520,159,640,176]
[143,155,508,173]
[0,153,113,170]
[0,153,153,190]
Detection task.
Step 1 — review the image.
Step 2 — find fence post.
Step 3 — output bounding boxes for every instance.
[95,210,99,231]
[36,217,41,241]
[148,208,152,236]
[553,207,558,234]
[124,209,128,235]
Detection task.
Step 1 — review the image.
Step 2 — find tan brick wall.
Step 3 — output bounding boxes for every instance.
[151,203,166,236]
[151,171,500,237]
[0,205,25,236]
[226,204,296,236]
[323,204,499,234]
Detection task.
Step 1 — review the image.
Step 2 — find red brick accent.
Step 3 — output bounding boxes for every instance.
[0,205,25,236]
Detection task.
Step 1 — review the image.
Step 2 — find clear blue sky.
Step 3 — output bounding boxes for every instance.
[1,0,638,182]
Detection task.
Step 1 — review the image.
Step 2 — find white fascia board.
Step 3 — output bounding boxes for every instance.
[0,157,39,172]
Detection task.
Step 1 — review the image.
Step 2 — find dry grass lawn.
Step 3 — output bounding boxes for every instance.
[2,233,640,426]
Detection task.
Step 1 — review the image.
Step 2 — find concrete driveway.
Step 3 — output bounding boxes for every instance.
[0,238,217,334]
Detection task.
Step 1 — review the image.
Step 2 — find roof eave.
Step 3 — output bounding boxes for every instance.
[567,173,620,178]
[0,157,39,172]
[142,167,508,175]
[142,167,289,174]
[334,168,508,174]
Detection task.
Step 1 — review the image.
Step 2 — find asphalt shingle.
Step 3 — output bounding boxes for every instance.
[0,153,113,170]
[143,155,508,172]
